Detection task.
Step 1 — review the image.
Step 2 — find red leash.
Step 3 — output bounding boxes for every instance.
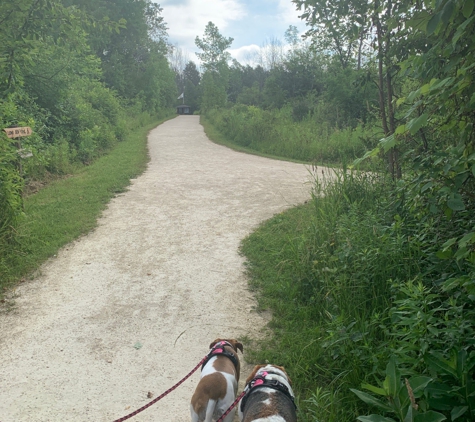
[112,355,208,422]
[216,390,247,422]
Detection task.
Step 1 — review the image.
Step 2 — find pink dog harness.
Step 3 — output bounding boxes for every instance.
[201,341,239,371]
[240,370,297,413]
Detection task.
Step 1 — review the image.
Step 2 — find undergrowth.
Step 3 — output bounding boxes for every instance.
[203,105,379,167]
[240,168,475,421]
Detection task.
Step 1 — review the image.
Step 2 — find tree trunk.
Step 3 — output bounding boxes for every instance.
[385,0,401,179]
[376,13,398,179]
[376,21,389,137]
[357,30,365,71]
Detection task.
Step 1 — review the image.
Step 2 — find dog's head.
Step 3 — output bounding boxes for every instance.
[209,338,244,354]
[245,364,292,386]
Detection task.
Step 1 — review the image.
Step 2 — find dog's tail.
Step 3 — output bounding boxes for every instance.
[205,399,217,422]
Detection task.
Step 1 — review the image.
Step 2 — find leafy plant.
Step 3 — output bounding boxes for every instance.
[352,357,446,422]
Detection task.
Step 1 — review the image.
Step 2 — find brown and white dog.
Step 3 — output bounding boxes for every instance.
[238,364,297,422]
[190,338,243,422]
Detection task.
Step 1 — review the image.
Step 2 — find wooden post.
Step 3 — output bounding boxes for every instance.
[3,126,33,192]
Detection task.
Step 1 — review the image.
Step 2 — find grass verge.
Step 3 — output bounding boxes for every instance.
[201,106,378,169]
[1,115,174,294]
[200,115,312,165]
[239,170,399,421]
[240,203,340,421]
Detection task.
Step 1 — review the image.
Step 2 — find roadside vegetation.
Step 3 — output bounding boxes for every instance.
[2,1,474,421]
[203,106,375,167]
[1,116,170,292]
[189,1,475,421]
[1,0,177,291]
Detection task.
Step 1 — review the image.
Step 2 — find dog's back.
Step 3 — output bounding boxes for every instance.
[190,339,243,422]
[239,364,297,422]
[240,388,297,422]
[191,363,238,421]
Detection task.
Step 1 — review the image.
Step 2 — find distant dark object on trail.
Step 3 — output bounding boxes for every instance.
[176,105,191,115]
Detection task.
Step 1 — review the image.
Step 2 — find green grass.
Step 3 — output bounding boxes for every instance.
[200,115,311,165]
[1,114,175,293]
[202,105,379,168]
[239,169,414,421]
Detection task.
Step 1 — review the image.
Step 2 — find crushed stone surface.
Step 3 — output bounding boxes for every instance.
[0,116,326,421]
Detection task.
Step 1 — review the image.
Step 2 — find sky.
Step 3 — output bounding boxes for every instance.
[159,0,308,65]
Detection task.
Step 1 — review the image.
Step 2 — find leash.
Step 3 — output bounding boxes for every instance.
[112,355,208,422]
[216,390,247,422]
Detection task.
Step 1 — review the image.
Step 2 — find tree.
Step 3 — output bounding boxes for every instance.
[293,0,420,178]
[0,0,90,94]
[169,44,190,97]
[183,61,201,112]
[195,22,234,110]
[258,37,285,71]
[284,25,300,46]
[195,21,233,73]
[183,61,201,87]
[65,0,174,109]
[293,0,370,70]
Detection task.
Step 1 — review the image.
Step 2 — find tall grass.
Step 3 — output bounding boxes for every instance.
[203,105,378,166]
[0,113,174,293]
[240,169,424,421]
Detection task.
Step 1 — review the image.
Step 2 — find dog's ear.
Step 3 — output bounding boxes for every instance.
[227,339,243,353]
[245,364,266,385]
[235,342,243,353]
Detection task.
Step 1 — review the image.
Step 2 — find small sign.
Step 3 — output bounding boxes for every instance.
[4,127,32,138]
[18,149,33,158]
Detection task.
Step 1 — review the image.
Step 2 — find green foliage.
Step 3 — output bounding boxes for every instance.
[351,357,446,422]
[200,71,227,112]
[0,0,91,93]
[204,105,375,165]
[352,348,475,422]
[239,164,474,421]
[66,0,174,107]
[0,134,23,239]
[0,0,176,287]
[240,170,392,420]
[195,21,233,73]
[293,0,369,70]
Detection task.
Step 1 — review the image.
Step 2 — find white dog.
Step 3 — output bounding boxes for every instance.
[190,338,243,422]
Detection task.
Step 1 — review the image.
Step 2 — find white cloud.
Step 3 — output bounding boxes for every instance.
[270,0,308,42]
[276,0,305,25]
[162,0,309,67]
[229,44,261,65]
[161,0,246,54]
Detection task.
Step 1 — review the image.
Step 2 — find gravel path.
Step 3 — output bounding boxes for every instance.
[0,116,317,421]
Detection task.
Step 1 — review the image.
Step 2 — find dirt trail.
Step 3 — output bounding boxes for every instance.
[0,116,318,421]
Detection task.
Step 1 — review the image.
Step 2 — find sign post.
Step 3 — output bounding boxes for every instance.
[3,126,33,180]
[4,126,32,139]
